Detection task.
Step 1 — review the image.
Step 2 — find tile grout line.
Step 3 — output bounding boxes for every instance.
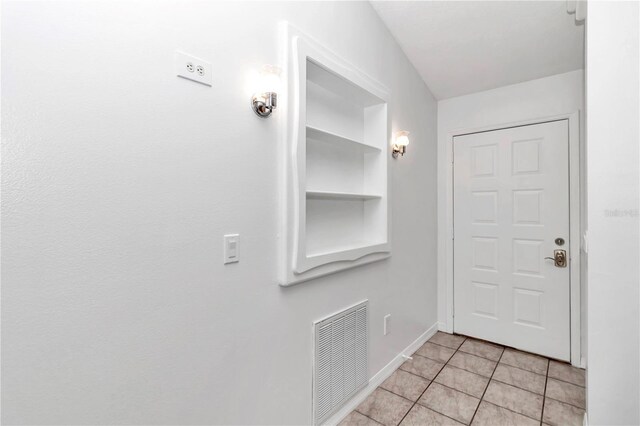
[352,410,384,426]
[424,335,467,352]
[377,385,419,404]
[540,359,551,426]
[544,395,587,411]
[395,337,468,425]
[429,379,487,400]
[398,366,436,380]
[446,355,497,379]
[457,348,503,362]
[545,375,587,389]
[479,400,544,423]
[490,376,545,396]
[468,346,505,425]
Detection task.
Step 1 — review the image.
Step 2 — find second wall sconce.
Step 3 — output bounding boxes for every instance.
[392,131,410,158]
[251,65,281,118]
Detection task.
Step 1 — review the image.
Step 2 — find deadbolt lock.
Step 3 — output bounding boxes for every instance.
[555,237,565,246]
[545,249,567,268]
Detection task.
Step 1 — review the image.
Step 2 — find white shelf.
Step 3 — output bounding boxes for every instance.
[307,57,383,107]
[306,125,381,152]
[307,241,389,259]
[306,190,382,201]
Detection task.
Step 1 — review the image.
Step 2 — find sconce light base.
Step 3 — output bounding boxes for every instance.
[392,145,406,158]
[252,92,278,118]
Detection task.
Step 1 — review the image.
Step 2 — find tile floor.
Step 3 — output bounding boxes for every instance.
[340,332,585,426]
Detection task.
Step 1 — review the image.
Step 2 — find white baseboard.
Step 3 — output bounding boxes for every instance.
[323,322,439,425]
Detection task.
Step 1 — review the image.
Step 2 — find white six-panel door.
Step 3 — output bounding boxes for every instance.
[453,120,570,361]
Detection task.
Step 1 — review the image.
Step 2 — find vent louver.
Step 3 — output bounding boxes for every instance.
[313,301,368,425]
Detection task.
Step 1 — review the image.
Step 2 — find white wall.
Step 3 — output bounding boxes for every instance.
[436,70,585,350]
[1,1,438,424]
[585,2,640,424]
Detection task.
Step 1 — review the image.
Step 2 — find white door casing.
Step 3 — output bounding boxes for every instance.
[453,120,570,361]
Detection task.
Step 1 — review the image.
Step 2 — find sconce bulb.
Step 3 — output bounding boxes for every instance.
[251,65,281,118]
[392,131,410,158]
[396,131,410,146]
[396,135,409,147]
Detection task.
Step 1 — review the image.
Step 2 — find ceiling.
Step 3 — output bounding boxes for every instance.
[371,1,584,100]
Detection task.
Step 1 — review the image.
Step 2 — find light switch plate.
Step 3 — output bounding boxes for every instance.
[224,234,239,264]
[175,51,212,86]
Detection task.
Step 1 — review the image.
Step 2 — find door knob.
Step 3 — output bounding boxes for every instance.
[545,249,567,268]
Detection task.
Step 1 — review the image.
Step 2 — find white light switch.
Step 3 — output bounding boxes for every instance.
[224,234,239,264]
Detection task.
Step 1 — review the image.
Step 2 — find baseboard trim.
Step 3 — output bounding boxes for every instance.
[323,322,439,425]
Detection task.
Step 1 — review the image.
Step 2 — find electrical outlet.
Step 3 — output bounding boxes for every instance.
[175,51,212,86]
[384,314,391,335]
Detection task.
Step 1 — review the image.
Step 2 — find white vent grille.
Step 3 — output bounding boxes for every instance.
[313,301,368,425]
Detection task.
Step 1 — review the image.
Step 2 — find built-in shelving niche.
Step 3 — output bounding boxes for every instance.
[279,23,391,286]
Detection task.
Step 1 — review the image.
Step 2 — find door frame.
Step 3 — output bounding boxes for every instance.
[440,111,582,366]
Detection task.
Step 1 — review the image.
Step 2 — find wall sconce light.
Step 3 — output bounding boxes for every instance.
[251,65,280,118]
[392,131,410,158]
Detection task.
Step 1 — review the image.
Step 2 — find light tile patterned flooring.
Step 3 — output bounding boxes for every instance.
[340,332,585,426]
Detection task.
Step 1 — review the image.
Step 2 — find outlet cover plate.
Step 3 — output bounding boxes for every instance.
[175,51,212,86]
[384,314,391,335]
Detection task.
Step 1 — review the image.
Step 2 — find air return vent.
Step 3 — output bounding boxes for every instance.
[313,300,368,425]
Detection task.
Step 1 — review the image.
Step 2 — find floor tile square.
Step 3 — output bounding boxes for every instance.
[448,351,497,377]
[548,360,585,387]
[400,354,444,380]
[546,378,586,409]
[434,365,489,398]
[542,397,585,426]
[416,341,456,363]
[429,332,467,350]
[340,411,383,426]
[492,363,546,395]
[418,382,480,424]
[380,369,430,401]
[483,380,543,420]
[400,404,464,426]
[459,339,504,361]
[500,348,548,375]
[356,388,413,426]
[471,401,539,426]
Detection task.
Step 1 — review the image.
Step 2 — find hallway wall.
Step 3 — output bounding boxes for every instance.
[1,2,438,424]
[585,2,640,424]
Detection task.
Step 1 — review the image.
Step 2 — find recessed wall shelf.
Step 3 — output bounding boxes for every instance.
[279,23,391,286]
[306,125,381,152]
[306,191,382,201]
